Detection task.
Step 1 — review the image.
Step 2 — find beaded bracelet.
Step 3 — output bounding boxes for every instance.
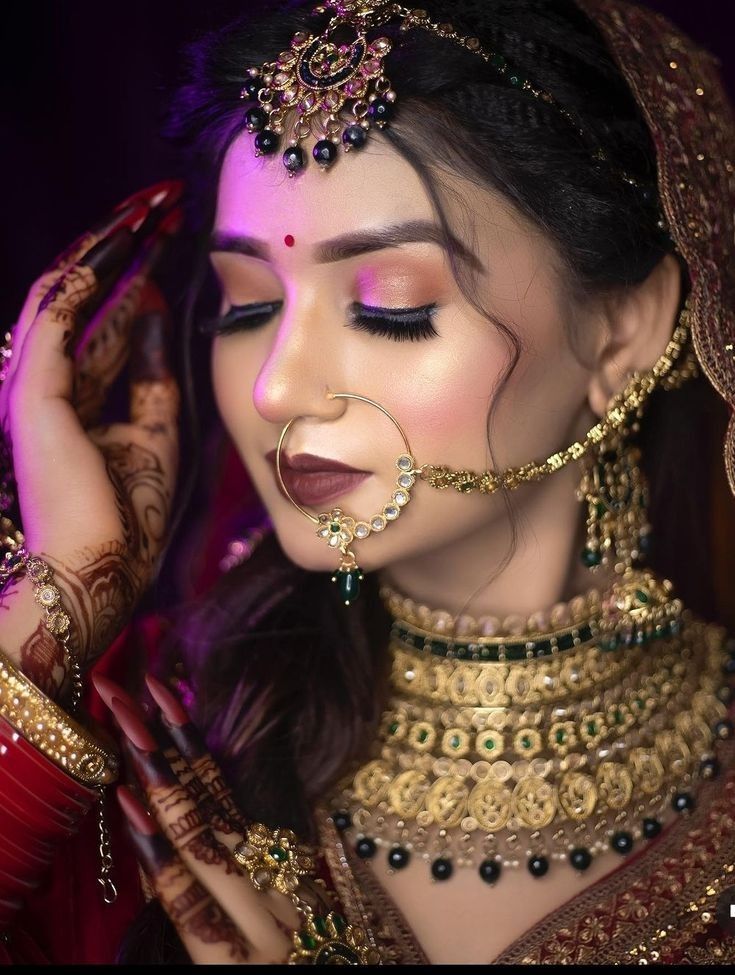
[0,517,83,714]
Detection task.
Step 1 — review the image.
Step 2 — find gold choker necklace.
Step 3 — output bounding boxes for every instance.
[325,569,734,884]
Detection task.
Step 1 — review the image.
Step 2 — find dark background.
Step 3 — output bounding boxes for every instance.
[0,0,733,324]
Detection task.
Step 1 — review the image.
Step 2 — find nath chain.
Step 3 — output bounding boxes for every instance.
[419,300,697,495]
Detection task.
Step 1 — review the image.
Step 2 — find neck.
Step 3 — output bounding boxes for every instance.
[377,450,617,622]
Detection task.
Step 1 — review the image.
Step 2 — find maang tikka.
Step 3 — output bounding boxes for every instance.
[239,0,659,203]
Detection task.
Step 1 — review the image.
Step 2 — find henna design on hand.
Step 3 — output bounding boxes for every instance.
[103,440,171,564]
[74,272,147,427]
[190,754,250,834]
[44,542,140,669]
[182,829,241,877]
[162,746,237,837]
[130,379,180,437]
[18,618,66,697]
[37,437,172,672]
[37,265,97,317]
[165,875,252,963]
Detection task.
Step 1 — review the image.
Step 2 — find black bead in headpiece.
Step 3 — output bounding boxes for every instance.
[239,0,659,199]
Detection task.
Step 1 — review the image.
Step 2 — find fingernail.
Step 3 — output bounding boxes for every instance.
[92,672,149,720]
[91,200,149,237]
[108,695,158,752]
[114,179,184,214]
[117,784,156,835]
[117,786,175,871]
[109,696,180,791]
[155,207,184,237]
[129,311,171,384]
[79,228,136,277]
[145,674,190,727]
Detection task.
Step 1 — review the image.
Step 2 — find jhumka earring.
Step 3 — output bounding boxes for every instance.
[276,392,420,606]
[577,411,651,573]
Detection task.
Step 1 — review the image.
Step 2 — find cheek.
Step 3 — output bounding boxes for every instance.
[380,323,509,470]
[210,339,256,442]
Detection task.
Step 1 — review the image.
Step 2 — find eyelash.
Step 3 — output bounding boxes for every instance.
[198,300,439,342]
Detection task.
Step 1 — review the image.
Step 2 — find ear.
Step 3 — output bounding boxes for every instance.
[587,253,682,418]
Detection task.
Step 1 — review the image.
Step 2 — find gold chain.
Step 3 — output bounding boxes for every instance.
[418,301,697,495]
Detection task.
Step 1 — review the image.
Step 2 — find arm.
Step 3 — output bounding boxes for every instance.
[0,180,181,959]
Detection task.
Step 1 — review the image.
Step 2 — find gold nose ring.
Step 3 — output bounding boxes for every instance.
[276,392,421,605]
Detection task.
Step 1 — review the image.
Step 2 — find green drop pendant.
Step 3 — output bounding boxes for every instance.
[331,565,364,605]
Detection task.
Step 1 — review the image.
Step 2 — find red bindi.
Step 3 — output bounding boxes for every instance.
[284,234,295,247]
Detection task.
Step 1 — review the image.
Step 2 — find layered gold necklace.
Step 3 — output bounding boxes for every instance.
[325,568,734,883]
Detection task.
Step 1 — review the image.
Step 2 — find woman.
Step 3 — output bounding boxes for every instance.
[1,0,734,964]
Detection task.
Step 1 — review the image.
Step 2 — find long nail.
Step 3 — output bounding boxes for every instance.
[132,200,183,245]
[145,674,189,726]
[146,674,207,763]
[117,783,157,834]
[117,785,175,871]
[79,228,136,277]
[153,207,184,237]
[129,206,183,280]
[107,695,179,791]
[92,672,149,720]
[114,180,184,214]
[90,200,149,238]
[108,696,158,751]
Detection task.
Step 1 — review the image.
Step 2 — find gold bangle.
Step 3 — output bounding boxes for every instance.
[0,647,118,786]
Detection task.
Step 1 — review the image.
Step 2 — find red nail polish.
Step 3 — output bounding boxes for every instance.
[109,696,158,752]
[92,673,148,720]
[155,207,184,237]
[145,674,190,728]
[116,785,157,836]
[113,179,184,214]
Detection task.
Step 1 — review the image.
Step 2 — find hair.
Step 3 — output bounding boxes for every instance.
[117,0,728,962]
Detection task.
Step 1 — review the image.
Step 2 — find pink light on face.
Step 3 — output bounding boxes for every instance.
[284,234,295,247]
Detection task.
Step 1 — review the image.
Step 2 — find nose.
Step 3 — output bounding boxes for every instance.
[252,297,346,428]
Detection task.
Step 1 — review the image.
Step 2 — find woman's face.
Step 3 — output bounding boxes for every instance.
[209,129,599,575]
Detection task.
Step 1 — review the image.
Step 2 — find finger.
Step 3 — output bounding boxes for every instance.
[1,204,148,403]
[9,228,145,424]
[2,179,181,399]
[74,207,181,429]
[108,695,292,959]
[93,673,306,935]
[145,673,250,836]
[117,785,255,964]
[49,180,183,276]
[129,307,181,439]
[96,671,246,840]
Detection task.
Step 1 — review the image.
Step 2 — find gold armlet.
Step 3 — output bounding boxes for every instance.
[0,647,118,786]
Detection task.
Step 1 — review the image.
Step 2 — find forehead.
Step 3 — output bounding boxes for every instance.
[215,129,434,239]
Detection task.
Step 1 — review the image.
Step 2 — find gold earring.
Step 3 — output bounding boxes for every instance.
[276,392,420,605]
[577,413,651,574]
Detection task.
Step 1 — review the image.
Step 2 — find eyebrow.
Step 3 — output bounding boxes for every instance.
[209,219,484,271]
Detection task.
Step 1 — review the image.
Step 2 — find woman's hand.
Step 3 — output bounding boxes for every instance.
[0,183,182,691]
[93,672,344,965]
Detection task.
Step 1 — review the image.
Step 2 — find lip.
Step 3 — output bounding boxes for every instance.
[265,451,371,507]
[273,469,371,507]
[264,450,368,474]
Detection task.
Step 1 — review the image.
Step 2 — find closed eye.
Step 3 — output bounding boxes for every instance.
[198,300,439,342]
